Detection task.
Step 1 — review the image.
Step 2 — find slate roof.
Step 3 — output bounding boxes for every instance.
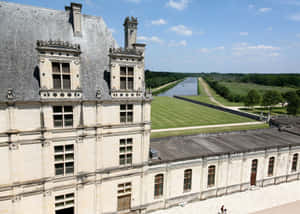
[150,128,300,164]
[0,1,117,101]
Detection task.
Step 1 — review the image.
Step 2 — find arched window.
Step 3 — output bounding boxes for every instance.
[207,165,216,187]
[154,174,164,197]
[292,154,298,172]
[183,169,192,191]
[250,159,258,186]
[268,157,275,176]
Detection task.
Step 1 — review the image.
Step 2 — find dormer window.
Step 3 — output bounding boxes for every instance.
[120,66,134,90]
[52,62,71,89]
[37,40,82,99]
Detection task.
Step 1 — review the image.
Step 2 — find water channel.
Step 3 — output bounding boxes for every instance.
[158,77,198,97]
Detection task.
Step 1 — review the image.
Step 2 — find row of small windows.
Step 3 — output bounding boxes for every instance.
[52,104,134,128]
[153,155,299,197]
[51,154,299,213]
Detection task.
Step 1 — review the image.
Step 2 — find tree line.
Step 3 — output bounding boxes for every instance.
[145,70,200,89]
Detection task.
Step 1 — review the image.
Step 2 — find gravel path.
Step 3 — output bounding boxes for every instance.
[199,77,225,107]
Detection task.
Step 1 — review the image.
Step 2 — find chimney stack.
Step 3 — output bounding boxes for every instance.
[69,3,82,36]
[124,17,138,49]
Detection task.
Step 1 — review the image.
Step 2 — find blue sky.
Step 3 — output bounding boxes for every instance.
[5,0,300,73]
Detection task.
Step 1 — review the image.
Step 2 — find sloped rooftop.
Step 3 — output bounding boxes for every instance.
[150,128,300,164]
[0,1,117,101]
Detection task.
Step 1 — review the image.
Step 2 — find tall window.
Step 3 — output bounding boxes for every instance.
[55,193,75,214]
[54,144,74,176]
[120,104,133,123]
[154,174,164,197]
[120,66,134,90]
[117,183,131,211]
[251,159,258,186]
[268,157,275,176]
[183,169,192,192]
[119,138,133,165]
[52,62,71,89]
[207,165,216,187]
[292,153,298,172]
[53,106,73,128]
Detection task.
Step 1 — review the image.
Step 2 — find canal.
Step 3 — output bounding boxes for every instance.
[158,77,198,97]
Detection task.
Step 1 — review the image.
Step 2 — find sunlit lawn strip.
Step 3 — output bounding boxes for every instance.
[150,123,269,139]
[151,96,254,130]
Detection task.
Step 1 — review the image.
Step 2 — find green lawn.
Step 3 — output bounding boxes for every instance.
[151,96,254,129]
[221,81,297,97]
[151,123,269,138]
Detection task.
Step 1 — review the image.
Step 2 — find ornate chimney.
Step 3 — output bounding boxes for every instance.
[124,17,138,49]
[66,3,82,36]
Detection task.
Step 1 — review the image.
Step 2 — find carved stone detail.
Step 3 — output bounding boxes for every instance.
[43,190,52,197]
[7,88,15,100]
[37,40,80,51]
[9,142,19,150]
[11,195,21,203]
[96,90,102,99]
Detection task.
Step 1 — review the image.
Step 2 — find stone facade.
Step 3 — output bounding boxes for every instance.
[0,2,300,214]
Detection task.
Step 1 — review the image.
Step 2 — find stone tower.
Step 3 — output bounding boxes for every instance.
[124,16,138,49]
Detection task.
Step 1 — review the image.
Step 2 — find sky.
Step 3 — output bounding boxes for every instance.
[4,0,300,73]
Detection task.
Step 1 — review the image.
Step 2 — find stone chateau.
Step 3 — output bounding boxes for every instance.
[1,2,300,214]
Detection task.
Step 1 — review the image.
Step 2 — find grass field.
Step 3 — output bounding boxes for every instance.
[221,81,296,97]
[151,123,269,138]
[151,96,254,129]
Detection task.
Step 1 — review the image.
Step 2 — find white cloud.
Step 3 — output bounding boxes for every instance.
[125,0,141,3]
[170,25,193,36]
[232,43,281,57]
[214,46,225,51]
[270,52,280,57]
[151,19,167,25]
[108,28,115,34]
[166,0,189,11]
[137,36,163,44]
[258,8,272,13]
[248,4,255,9]
[240,32,249,36]
[199,46,225,53]
[199,48,209,53]
[168,40,187,47]
[288,13,300,21]
[266,26,273,31]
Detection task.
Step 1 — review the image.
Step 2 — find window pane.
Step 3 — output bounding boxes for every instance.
[65,154,74,161]
[53,106,63,113]
[55,195,64,201]
[127,146,132,152]
[65,162,74,174]
[126,154,132,164]
[55,146,64,153]
[120,112,126,123]
[127,112,133,122]
[55,163,64,175]
[64,115,73,127]
[63,75,71,89]
[128,67,134,74]
[120,147,126,153]
[127,104,133,110]
[128,78,133,90]
[62,63,70,73]
[53,75,61,89]
[55,155,64,162]
[120,77,126,90]
[120,139,126,145]
[52,62,60,73]
[65,144,74,151]
[120,105,126,110]
[64,106,73,113]
[120,67,126,75]
[54,115,63,127]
